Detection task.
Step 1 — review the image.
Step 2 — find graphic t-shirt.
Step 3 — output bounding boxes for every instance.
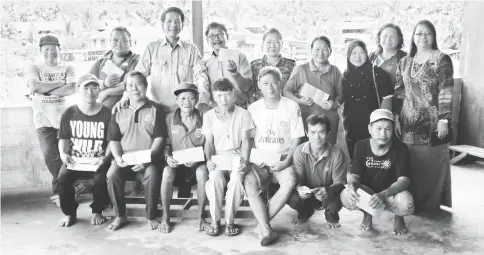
[248,97,305,154]
[58,105,111,159]
[27,62,76,129]
[351,138,410,193]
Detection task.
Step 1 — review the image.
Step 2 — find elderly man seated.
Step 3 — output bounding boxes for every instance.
[161,82,209,233]
[106,71,167,231]
[341,109,415,235]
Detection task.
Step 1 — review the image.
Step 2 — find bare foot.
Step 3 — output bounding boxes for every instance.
[327,222,341,229]
[260,228,279,246]
[147,219,160,230]
[292,215,310,225]
[160,219,171,233]
[198,218,210,232]
[393,216,408,235]
[360,212,373,231]
[91,213,107,225]
[59,215,76,227]
[108,216,128,231]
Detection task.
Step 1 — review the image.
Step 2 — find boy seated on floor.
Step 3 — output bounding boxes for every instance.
[341,109,415,235]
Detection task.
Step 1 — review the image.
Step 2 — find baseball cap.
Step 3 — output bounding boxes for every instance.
[174,82,198,96]
[370,109,394,124]
[39,34,60,47]
[77,74,100,87]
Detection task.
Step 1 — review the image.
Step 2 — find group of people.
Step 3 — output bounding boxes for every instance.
[26,6,453,246]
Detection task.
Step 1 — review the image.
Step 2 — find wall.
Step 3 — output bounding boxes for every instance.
[458,1,484,147]
[1,106,52,189]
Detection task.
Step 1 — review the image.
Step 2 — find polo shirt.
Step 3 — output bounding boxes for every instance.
[166,108,204,151]
[351,138,410,193]
[293,141,347,191]
[135,38,209,112]
[107,99,167,153]
[89,50,140,109]
[250,55,296,100]
[204,50,253,106]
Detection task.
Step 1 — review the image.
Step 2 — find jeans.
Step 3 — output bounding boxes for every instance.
[36,127,63,195]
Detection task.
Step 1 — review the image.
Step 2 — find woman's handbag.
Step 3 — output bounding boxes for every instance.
[371,65,381,107]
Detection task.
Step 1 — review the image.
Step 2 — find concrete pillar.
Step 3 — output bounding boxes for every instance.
[192,0,204,54]
[458,1,484,147]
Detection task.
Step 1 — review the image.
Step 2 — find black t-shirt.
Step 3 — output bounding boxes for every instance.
[351,138,410,193]
[58,105,111,158]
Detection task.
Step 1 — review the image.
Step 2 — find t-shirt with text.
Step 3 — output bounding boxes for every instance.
[27,62,76,129]
[351,138,410,193]
[58,105,111,159]
[248,97,305,154]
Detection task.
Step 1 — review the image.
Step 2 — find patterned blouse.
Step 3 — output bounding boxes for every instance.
[394,50,454,145]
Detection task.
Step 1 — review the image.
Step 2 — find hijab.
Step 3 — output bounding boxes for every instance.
[342,40,373,83]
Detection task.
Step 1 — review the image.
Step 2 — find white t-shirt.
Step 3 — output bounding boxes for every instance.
[202,106,254,155]
[27,62,76,129]
[248,97,305,154]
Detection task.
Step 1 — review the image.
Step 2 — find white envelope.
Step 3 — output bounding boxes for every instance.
[211,154,241,171]
[102,61,124,76]
[249,148,282,166]
[355,188,385,217]
[67,163,99,172]
[299,83,330,107]
[122,150,151,165]
[172,147,205,164]
[218,48,240,64]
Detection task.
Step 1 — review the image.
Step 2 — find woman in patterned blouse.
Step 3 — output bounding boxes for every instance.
[393,20,454,213]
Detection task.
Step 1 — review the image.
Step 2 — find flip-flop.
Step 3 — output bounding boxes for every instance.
[204,224,221,236]
[225,223,241,236]
[198,221,211,232]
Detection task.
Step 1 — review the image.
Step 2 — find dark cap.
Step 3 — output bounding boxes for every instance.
[174,82,198,96]
[39,34,60,47]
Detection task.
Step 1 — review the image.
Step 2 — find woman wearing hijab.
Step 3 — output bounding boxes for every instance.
[342,40,394,158]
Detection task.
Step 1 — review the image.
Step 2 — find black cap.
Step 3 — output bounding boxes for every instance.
[39,34,60,47]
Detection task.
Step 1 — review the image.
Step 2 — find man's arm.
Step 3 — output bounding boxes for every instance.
[204,133,216,163]
[192,46,212,106]
[150,137,165,161]
[240,129,251,168]
[380,177,410,198]
[280,137,302,169]
[292,145,306,187]
[47,83,76,96]
[109,141,124,161]
[231,54,253,93]
[27,80,66,94]
[283,66,304,104]
[324,148,347,194]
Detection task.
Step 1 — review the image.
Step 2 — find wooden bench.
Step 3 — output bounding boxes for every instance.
[449,145,484,165]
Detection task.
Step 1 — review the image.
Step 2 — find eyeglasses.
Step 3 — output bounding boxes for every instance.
[208,33,225,40]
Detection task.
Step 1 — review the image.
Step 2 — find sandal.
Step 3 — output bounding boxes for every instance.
[205,224,221,236]
[225,223,241,236]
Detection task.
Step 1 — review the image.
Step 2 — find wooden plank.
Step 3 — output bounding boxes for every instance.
[449,145,484,158]
[451,152,469,165]
[451,78,462,145]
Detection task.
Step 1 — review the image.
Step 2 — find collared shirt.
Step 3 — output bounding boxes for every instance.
[250,55,296,100]
[166,108,204,151]
[293,141,347,189]
[107,99,167,153]
[203,50,253,106]
[135,38,209,113]
[89,50,140,109]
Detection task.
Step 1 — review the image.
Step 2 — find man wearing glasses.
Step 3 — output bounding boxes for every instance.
[203,22,253,109]
[89,26,140,110]
[27,34,81,207]
[132,6,211,113]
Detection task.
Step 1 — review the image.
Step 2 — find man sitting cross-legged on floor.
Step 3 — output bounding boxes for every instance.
[57,74,112,227]
[203,78,254,237]
[161,82,209,233]
[341,109,414,235]
[106,71,167,231]
[289,113,347,228]
[244,66,304,246]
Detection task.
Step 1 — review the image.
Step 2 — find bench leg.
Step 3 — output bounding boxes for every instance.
[451,152,469,165]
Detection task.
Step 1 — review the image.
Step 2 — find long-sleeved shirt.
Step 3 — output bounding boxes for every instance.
[135,38,209,113]
[394,50,454,145]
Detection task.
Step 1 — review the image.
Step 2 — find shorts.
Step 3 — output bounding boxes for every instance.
[245,164,297,198]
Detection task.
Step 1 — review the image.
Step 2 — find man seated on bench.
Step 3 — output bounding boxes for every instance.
[57,74,112,227]
[340,109,415,235]
[244,66,304,245]
[289,113,347,228]
[106,71,167,231]
[203,78,254,237]
[161,82,209,233]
